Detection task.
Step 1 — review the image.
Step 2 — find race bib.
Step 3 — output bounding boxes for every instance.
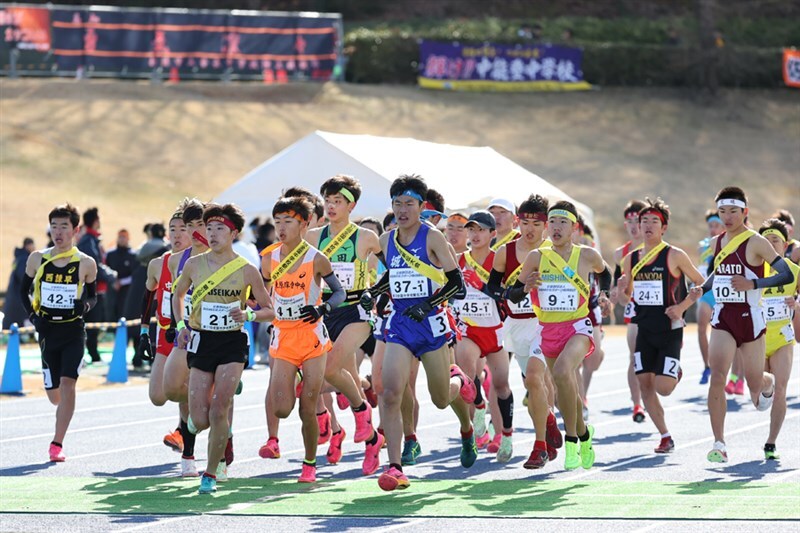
[186,330,200,353]
[634,280,664,306]
[275,293,305,321]
[40,282,77,309]
[763,296,790,322]
[539,282,579,312]
[160,291,172,319]
[460,291,494,319]
[427,309,451,338]
[329,263,356,291]
[390,268,429,299]
[712,276,746,303]
[624,301,636,319]
[183,293,193,317]
[201,301,242,331]
[508,292,534,314]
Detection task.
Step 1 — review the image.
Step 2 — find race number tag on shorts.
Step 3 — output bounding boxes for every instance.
[41,282,77,309]
[275,293,305,321]
[712,276,746,303]
[183,293,193,317]
[633,351,643,372]
[634,280,664,306]
[460,292,494,319]
[328,263,356,291]
[508,293,534,314]
[201,301,242,331]
[390,268,429,299]
[427,309,450,338]
[160,292,172,319]
[539,283,578,312]
[763,296,790,322]
[662,356,680,379]
[624,301,636,319]
[186,330,200,353]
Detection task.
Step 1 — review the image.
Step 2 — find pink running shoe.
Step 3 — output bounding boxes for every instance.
[450,364,477,404]
[326,428,346,464]
[258,437,280,459]
[362,432,385,475]
[353,403,374,443]
[481,367,492,400]
[378,466,410,491]
[724,379,736,395]
[49,443,65,462]
[546,412,563,449]
[336,392,350,410]
[475,431,491,449]
[298,462,316,483]
[317,410,331,445]
[734,378,745,396]
[487,433,502,454]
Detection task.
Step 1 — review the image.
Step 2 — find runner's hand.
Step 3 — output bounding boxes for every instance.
[164,327,176,344]
[360,290,375,313]
[176,328,191,349]
[616,275,629,294]
[665,305,682,321]
[523,271,541,293]
[730,275,752,292]
[136,333,153,362]
[463,269,484,290]
[299,304,327,323]
[403,301,433,322]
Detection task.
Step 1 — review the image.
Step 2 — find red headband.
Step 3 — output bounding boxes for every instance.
[639,208,666,225]
[520,212,547,222]
[206,215,237,231]
[277,209,305,223]
[192,231,209,246]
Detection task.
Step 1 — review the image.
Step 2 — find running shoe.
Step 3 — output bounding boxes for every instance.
[294,370,303,398]
[224,436,234,466]
[481,367,492,400]
[48,443,65,463]
[364,375,378,408]
[353,403,374,443]
[258,437,280,459]
[523,447,549,470]
[460,431,478,468]
[547,443,558,461]
[317,410,331,445]
[450,364,477,404]
[198,474,217,494]
[487,433,502,454]
[583,405,590,422]
[707,441,728,463]
[734,378,745,396]
[473,407,487,438]
[163,429,183,453]
[378,466,410,492]
[756,373,775,412]
[362,432,385,475]
[496,434,513,463]
[522,390,529,407]
[580,425,595,469]
[235,380,243,395]
[724,379,736,395]
[764,444,780,461]
[655,437,675,454]
[215,461,228,483]
[632,404,646,423]
[546,412,563,449]
[337,391,350,410]
[699,367,711,385]
[298,462,316,483]
[475,431,491,449]
[564,441,581,470]
[401,439,422,466]
[180,456,200,477]
[326,429,346,464]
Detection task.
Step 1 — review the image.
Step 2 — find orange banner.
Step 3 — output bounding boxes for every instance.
[784,49,800,88]
[0,7,50,51]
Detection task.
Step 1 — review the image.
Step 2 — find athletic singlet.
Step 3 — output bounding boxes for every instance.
[270,245,322,330]
[618,241,632,266]
[37,250,83,322]
[503,239,536,319]
[187,254,248,332]
[458,251,502,327]
[490,230,520,252]
[711,233,764,308]
[698,237,714,275]
[761,260,799,326]
[533,245,589,323]
[318,224,369,301]
[386,224,442,313]
[786,239,800,259]
[175,248,194,319]
[155,252,172,329]
[631,245,687,331]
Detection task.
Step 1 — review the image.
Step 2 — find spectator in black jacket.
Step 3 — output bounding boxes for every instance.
[3,237,35,330]
[105,229,137,321]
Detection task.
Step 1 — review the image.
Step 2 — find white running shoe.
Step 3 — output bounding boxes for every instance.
[707,441,728,463]
[473,407,487,438]
[180,457,200,477]
[756,373,775,412]
[216,461,228,482]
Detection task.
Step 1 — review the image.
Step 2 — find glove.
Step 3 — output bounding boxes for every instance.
[29,313,45,333]
[164,327,176,344]
[463,269,484,290]
[136,332,153,363]
[403,301,433,322]
[299,304,329,324]
[73,295,87,316]
[359,290,375,313]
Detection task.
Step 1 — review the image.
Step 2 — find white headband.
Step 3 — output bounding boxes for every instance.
[717,198,746,209]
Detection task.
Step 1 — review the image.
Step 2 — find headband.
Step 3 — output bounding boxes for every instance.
[625,212,639,221]
[520,212,547,222]
[639,208,666,225]
[206,215,238,232]
[706,215,722,224]
[761,228,786,242]
[449,214,468,224]
[276,209,305,223]
[192,231,209,246]
[338,187,355,203]
[170,210,183,221]
[717,198,746,209]
[392,189,425,203]
[548,208,577,223]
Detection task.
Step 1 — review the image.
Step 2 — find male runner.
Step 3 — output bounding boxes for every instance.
[20,204,98,462]
[618,198,705,453]
[488,199,520,252]
[445,213,469,254]
[360,174,477,491]
[772,209,800,342]
[509,201,612,470]
[703,187,793,463]
[172,203,274,494]
[697,210,725,384]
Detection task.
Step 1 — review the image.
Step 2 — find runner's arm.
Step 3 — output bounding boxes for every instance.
[241,265,275,323]
[754,256,793,289]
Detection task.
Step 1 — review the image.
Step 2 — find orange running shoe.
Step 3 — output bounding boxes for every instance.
[163,429,183,453]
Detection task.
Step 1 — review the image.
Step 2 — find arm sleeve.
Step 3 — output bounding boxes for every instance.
[83,281,98,312]
[375,251,386,268]
[19,274,34,316]
[368,270,391,297]
[140,288,156,325]
[452,270,467,300]
[482,268,507,301]
[597,265,612,294]
[323,272,346,309]
[701,274,715,293]
[613,263,622,283]
[506,279,528,304]
[754,257,794,289]
[426,268,464,308]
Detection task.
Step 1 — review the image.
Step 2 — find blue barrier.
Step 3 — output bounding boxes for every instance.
[107,319,128,383]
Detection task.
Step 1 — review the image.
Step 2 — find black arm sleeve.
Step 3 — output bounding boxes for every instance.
[368,270,391,297]
[426,268,464,308]
[375,251,387,268]
[701,274,715,293]
[754,256,793,289]
[452,269,467,300]
[482,268,507,301]
[83,281,98,312]
[597,265,612,294]
[19,274,34,316]
[506,279,528,304]
[613,264,622,284]
[140,288,156,325]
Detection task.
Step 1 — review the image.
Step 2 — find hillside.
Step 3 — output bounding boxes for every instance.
[1,79,798,288]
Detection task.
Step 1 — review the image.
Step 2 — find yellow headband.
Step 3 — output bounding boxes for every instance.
[762,229,786,242]
[548,209,577,223]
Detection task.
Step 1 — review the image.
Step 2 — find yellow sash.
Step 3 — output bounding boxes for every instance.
[506,239,551,286]
[270,241,310,283]
[540,247,590,299]
[322,222,358,259]
[393,230,446,285]
[490,230,520,252]
[191,255,249,309]
[464,252,490,283]
[700,246,713,264]
[631,241,669,279]
[33,247,80,313]
[713,230,755,272]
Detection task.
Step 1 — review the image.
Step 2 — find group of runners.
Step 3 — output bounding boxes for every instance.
[22,179,799,494]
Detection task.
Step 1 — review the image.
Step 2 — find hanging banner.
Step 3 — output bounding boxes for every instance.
[0,6,50,51]
[784,49,800,89]
[419,39,591,91]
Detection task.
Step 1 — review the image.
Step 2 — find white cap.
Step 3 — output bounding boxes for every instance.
[488,198,515,214]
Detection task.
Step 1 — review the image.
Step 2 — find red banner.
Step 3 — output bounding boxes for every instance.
[0,6,50,52]
[784,49,800,88]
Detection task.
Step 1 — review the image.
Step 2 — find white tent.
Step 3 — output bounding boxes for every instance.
[215,130,595,233]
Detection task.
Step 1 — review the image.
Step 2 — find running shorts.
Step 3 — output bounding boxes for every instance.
[324,303,373,343]
[384,307,451,358]
[540,317,595,360]
[765,322,794,357]
[634,326,683,379]
[39,320,85,390]
[710,304,766,347]
[269,321,331,368]
[187,329,249,372]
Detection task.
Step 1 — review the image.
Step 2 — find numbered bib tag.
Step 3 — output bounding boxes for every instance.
[624,301,636,319]
[275,293,305,321]
[712,276,745,303]
[390,268,429,299]
[763,296,790,322]
[508,292,534,314]
[183,293,193,317]
[328,263,356,291]
[460,291,494,319]
[41,282,77,309]
[186,330,200,353]
[160,291,172,319]
[539,283,579,312]
[427,309,451,338]
[634,280,664,306]
[201,301,241,331]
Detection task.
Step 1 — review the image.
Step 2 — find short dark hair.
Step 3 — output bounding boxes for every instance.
[150,223,166,239]
[82,207,99,228]
[639,197,670,225]
[715,186,747,205]
[181,198,206,223]
[383,210,395,229]
[772,209,795,228]
[49,203,80,228]
[320,174,362,203]
[358,216,384,236]
[203,203,245,232]
[426,189,446,213]
[389,174,427,204]
[273,196,313,222]
[284,186,324,219]
[705,209,719,221]
[759,218,789,241]
[550,200,578,220]
[623,199,647,218]
[518,194,549,217]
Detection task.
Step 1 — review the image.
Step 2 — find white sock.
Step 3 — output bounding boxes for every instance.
[661,432,671,439]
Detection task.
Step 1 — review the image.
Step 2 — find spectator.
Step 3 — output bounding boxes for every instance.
[77,207,117,363]
[562,28,574,43]
[2,237,35,330]
[518,23,534,40]
[532,23,544,43]
[105,229,137,322]
[255,219,276,251]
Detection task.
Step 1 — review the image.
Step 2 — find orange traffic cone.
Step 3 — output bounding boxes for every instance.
[276,69,288,83]
[168,67,180,83]
[262,69,274,84]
